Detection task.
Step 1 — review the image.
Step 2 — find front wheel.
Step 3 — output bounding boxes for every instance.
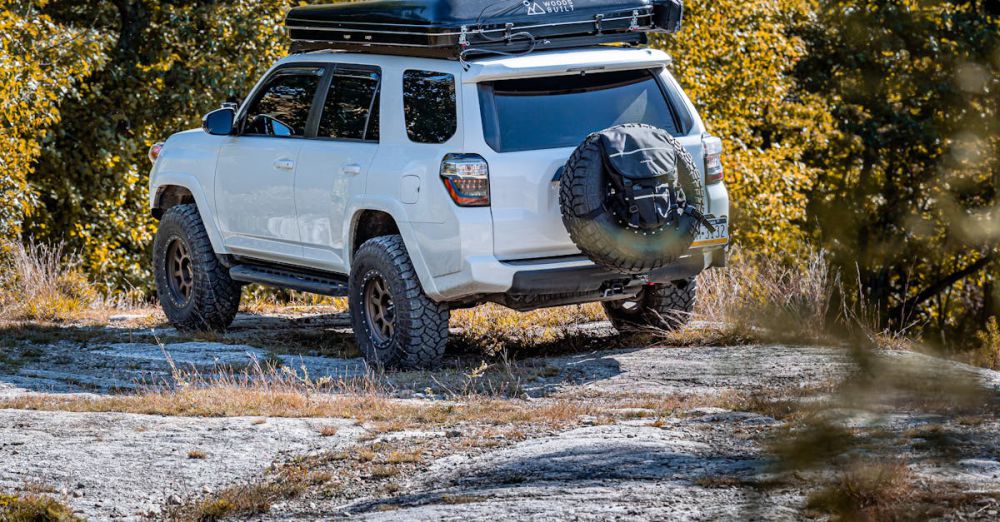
[153,204,242,332]
[349,235,450,369]
[603,279,697,332]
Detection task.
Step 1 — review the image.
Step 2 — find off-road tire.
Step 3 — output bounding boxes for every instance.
[349,235,450,369]
[603,279,697,332]
[560,124,705,275]
[153,204,242,332]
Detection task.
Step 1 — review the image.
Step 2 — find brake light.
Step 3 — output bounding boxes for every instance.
[148,142,165,164]
[440,154,490,207]
[703,136,724,184]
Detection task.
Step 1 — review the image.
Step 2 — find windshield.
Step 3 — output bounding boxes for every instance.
[478,68,685,153]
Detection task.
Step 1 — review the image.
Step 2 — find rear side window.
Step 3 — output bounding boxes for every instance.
[318,67,381,142]
[243,68,323,137]
[479,69,683,152]
[403,70,456,144]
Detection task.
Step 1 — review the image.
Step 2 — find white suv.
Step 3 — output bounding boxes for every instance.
[148,46,729,369]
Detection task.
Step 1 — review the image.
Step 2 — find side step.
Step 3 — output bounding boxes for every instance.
[229,264,348,297]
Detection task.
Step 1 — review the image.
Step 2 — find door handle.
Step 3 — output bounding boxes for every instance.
[342,164,363,176]
[273,159,295,172]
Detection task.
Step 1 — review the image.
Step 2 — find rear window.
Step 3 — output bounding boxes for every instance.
[403,70,457,144]
[479,69,686,152]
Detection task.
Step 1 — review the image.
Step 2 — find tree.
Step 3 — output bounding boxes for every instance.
[0,0,106,246]
[27,0,295,284]
[652,0,835,257]
[797,0,1000,342]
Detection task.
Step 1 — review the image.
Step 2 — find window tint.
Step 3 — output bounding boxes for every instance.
[403,70,456,144]
[318,68,381,141]
[243,68,322,137]
[479,69,680,152]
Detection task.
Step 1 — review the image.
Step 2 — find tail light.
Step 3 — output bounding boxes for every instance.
[703,136,724,184]
[148,142,165,164]
[440,154,490,207]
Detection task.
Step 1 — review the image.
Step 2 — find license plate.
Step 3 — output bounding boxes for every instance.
[691,216,729,249]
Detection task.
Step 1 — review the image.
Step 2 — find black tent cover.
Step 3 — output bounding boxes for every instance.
[285,0,684,59]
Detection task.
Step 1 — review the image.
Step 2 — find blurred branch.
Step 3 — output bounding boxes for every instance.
[890,252,996,324]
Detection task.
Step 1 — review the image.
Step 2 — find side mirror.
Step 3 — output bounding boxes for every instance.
[203,108,235,136]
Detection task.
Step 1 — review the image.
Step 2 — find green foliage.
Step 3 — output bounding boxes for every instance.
[27,0,298,285]
[0,0,106,245]
[797,0,1000,341]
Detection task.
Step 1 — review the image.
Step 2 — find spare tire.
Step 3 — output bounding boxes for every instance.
[559,124,708,275]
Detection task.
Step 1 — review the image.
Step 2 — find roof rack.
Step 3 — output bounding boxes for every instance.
[285,0,683,60]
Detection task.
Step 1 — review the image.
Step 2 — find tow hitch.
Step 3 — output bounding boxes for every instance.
[601,279,632,298]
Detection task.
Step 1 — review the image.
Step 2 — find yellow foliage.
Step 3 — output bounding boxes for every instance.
[652,0,837,257]
[972,317,1000,370]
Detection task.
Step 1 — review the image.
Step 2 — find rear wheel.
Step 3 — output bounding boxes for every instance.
[153,204,242,332]
[603,279,696,332]
[349,235,450,369]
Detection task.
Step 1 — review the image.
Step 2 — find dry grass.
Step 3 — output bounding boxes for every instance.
[318,425,339,437]
[385,449,423,464]
[0,491,80,522]
[0,381,596,429]
[694,248,836,343]
[806,460,914,520]
[165,465,328,521]
[240,288,348,315]
[0,356,737,435]
[187,449,208,460]
[0,240,97,322]
[449,302,608,355]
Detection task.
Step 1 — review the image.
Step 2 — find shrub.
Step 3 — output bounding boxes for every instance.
[0,492,80,522]
[971,317,1000,370]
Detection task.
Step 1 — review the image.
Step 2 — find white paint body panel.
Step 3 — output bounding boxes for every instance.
[295,140,377,272]
[215,136,304,262]
[149,47,729,302]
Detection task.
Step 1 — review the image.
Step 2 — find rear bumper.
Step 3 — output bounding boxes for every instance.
[426,247,724,304]
[508,253,708,294]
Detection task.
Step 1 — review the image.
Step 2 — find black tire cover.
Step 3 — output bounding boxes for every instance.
[559,124,705,275]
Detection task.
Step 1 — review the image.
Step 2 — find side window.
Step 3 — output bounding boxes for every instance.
[243,68,323,137]
[318,68,381,141]
[403,70,456,144]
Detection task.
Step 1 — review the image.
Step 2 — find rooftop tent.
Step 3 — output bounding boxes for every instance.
[285,0,684,59]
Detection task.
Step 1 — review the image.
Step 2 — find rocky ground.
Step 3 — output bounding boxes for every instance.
[1,310,999,521]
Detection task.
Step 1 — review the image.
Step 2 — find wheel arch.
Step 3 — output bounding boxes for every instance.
[151,185,195,220]
[351,209,400,258]
[150,175,229,256]
[346,201,444,301]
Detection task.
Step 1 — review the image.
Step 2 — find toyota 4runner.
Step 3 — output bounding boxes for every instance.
[148,45,729,369]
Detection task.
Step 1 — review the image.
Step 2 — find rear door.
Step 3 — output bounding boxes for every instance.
[295,64,382,272]
[477,68,700,260]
